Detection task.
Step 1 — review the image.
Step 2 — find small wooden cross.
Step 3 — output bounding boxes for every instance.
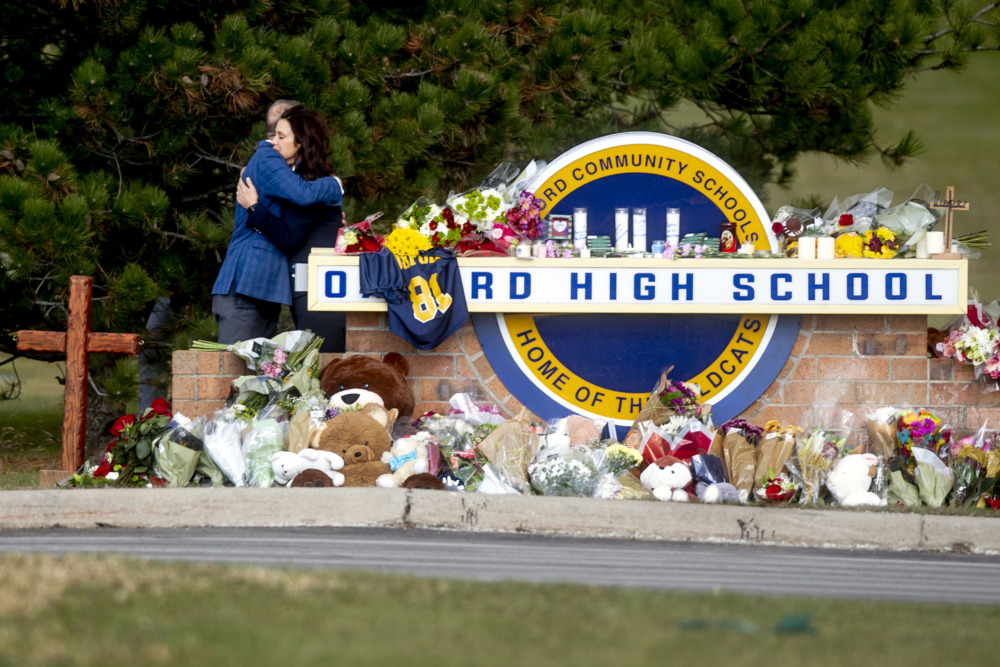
[930,185,970,256]
[16,275,140,472]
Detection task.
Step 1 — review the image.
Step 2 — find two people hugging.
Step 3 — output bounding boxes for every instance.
[211,100,346,352]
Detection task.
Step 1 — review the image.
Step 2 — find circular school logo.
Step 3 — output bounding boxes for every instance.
[471,132,800,434]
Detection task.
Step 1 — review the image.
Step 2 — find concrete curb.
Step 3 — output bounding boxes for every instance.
[2,488,998,554]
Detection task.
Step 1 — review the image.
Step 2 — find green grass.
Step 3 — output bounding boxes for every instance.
[0,553,996,666]
[0,358,63,487]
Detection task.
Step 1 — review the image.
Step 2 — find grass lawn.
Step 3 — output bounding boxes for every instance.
[0,359,63,488]
[0,553,996,666]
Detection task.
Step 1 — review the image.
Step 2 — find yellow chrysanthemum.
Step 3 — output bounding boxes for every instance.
[834,232,863,258]
[384,226,431,258]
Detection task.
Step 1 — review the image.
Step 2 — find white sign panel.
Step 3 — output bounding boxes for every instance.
[308,255,966,315]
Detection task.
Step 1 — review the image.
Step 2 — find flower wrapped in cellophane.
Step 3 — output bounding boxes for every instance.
[622,366,710,451]
[787,426,848,504]
[333,213,384,254]
[756,470,801,503]
[713,417,763,500]
[896,409,952,475]
[415,410,495,491]
[752,420,800,501]
[241,398,288,488]
[947,423,991,506]
[528,444,602,497]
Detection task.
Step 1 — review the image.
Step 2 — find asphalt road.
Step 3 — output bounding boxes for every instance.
[2,526,999,605]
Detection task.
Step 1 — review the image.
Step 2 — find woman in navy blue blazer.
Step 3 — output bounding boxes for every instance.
[212,106,343,343]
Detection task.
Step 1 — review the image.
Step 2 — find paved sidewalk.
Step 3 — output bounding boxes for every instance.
[2,488,998,554]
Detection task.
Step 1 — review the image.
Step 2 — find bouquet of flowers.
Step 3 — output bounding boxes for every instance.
[947,424,991,506]
[756,470,801,503]
[862,226,900,258]
[752,420,799,501]
[637,415,713,465]
[383,226,431,259]
[504,190,545,241]
[789,426,848,504]
[396,199,475,248]
[447,188,506,232]
[152,415,226,488]
[834,232,864,258]
[714,417,763,496]
[897,409,951,474]
[528,448,601,497]
[334,214,384,254]
[416,412,493,490]
[72,399,174,487]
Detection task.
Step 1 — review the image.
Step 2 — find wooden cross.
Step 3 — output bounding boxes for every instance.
[930,185,970,257]
[16,275,140,472]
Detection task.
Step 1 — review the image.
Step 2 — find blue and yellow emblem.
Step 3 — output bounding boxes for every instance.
[472,132,800,433]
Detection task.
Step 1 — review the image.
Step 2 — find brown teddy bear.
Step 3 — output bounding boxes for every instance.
[319,353,415,421]
[315,404,399,487]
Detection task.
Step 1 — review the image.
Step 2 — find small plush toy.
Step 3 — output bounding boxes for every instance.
[826,453,886,506]
[401,473,446,490]
[639,455,692,501]
[315,404,399,487]
[376,433,430,488]
[319,353,416,420]
[695,480,742,504]
[271,449,345,487]
[290,469,340,487]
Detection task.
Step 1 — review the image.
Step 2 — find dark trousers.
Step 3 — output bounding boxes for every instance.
[212,290,281,344]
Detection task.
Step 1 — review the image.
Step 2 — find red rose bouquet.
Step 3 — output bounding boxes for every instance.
[73,399,173,487]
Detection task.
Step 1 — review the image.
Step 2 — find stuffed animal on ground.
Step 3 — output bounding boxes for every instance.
[315,404,399,487]
[376,433,431,488]
[639,455,692,501]
[401,472,446,490]
[695,480,742,504]
[271,449,345,487]
[826,453,887,507]
[319,353,415,420]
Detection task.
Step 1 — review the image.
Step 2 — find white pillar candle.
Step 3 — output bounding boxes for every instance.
[797,236,816,260]
[666,208,681,247]
[614,207,630,251]
[926,230,945,254]
[573,207,588,250]
[579,246,591,259]
[532,241,547,258]
[632,207,647,252]
[915,235,929,259]
[816,236,835,259]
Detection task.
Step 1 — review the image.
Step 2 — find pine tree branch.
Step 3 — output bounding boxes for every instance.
[189,146,244,171]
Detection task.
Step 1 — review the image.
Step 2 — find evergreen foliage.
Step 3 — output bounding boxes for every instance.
[1,0,998,440]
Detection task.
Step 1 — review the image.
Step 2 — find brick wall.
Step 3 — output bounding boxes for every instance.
[172,312,529,421]
[172,313,997,439]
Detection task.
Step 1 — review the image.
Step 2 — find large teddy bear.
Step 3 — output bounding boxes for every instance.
[319,353,415,420]
[376,433,431,488]
[315,403,399,487]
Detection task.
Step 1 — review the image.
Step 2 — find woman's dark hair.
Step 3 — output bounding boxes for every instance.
[280,106,333,181]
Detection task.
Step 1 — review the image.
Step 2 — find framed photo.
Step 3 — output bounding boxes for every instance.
[547,214,572,239]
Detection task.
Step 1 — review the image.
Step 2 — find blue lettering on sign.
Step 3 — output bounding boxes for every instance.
[733,274,754,301]
[571,272,592,300]
[635,273,655,300]
[609,273,617,300]
[324,270,347,298]
[808,273,829,301]
[885,273,907,300]
[771,273,792,301]
[926,274,942,301]
[510,272,531,300]
[471,272,493,299]
[847,273,869,300]
[672,273,693,300]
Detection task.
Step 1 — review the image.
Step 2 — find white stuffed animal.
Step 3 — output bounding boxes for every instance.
[826,453,886,507]
[272,449,346,487]
[376,434,430,488]
[639,456,692,502]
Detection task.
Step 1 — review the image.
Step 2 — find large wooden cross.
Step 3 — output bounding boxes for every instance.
[930,185,970,258]
[16,275,140,472]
